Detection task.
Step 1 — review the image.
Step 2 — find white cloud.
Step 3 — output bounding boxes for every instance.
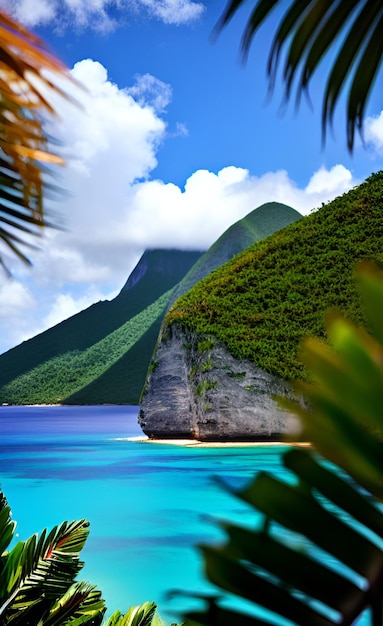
[25,59,167,289]
[42,289,115,330]
[137,0,205,25]
[0,279,37,351]
[0,279,35,315]
[0,0,204,29]
[124,165,356,250]
[305,165,353,195]
[128,74,173,114]
[0,57,358,355]
[364,111,383,153]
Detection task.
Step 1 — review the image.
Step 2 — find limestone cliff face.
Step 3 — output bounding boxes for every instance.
[138,323,299,441]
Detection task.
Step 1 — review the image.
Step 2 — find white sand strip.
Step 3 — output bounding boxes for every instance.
[119,437,310,448]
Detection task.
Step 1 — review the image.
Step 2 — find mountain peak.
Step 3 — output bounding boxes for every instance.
[120,249,204,294]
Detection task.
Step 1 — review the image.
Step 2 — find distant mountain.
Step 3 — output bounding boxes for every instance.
[0,202,301,405]
[0,249,202,405]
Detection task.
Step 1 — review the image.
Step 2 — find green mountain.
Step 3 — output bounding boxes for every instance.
[0,202,301,406]
[166,171,383,384]
[0,249,202,405]
[170,202,301,303]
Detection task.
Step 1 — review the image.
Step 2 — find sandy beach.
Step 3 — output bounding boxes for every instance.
[122,436,311,448]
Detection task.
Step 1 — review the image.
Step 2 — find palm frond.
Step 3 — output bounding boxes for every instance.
[0,492,16,559]
[0,8,73,269]
[105,602,160,626]
[43,582,105,626]
[0,518,96,624]
[217,0,383,150]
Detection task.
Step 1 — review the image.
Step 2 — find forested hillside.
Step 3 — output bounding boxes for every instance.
[170,202,301,304]
[167,171,383,382]
[0,250,202,405]
[0,202,301,405]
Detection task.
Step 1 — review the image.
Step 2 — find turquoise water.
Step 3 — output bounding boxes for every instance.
[0,405,371,625]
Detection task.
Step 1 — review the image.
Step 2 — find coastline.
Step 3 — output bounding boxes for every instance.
[122,436,311,448]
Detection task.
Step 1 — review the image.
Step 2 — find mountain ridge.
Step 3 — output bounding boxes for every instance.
[0,202,301,405]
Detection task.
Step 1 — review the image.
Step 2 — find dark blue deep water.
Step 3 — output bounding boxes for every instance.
[0,405,370,624]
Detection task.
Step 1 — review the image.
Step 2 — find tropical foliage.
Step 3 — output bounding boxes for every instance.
[217,0,383,150]
[185,262,383,625]
[167,171,383,382]
[0,489,165,625]
[0,9,71,270]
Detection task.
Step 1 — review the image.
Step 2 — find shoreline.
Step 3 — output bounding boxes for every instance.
[121,436,311,448]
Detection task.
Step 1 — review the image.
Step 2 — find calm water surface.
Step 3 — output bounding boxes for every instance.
[0,405,370,625]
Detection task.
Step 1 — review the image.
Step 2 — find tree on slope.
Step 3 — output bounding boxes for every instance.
[218,0,383,151]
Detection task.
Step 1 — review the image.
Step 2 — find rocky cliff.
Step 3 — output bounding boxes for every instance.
[138,323,298,441]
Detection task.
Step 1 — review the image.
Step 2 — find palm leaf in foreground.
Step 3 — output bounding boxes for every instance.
[217,1,383,150]
[105,601,164,626]
[0,513,106,625]
[186,262,383,625]
[0,9,73,269]
[0,490,169,625]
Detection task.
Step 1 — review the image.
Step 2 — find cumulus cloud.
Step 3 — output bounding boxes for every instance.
[0,0,205,29]
[123,165,356,250]
[364,111,383,154]
[305,165,353,195]
[42,288,116,330]
[136,0,205,25]
[0,57,358,354]
[128,74,173,114]
[0,279,37,351]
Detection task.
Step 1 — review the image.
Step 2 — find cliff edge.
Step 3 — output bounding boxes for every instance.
[138,324,297,441]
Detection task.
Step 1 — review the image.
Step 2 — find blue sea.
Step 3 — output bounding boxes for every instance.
[0,405,371,625]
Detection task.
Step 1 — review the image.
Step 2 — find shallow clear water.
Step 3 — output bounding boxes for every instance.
[0,405,370,625]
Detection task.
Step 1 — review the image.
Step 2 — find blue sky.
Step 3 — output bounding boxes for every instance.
[1,0,383,354]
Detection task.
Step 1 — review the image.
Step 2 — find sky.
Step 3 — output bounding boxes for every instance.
[1,0,383,354]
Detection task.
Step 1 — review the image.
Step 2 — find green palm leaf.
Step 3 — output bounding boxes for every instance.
[104,602,162,626]
[43,582,105,626]
[0,492,16,559]
[0,494,168,625]
[0,516,107,625]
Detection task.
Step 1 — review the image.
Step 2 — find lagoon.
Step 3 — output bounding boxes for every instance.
[0,404,369,625]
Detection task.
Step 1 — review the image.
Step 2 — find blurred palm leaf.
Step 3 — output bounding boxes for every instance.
[0,9,72,270]
[217,0,383,150]
[185,262,383,625]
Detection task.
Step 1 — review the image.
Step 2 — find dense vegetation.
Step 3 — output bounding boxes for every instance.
[0,204,299,406]
[170,202,301,304]
[0,250,202,405]
[167,171,383,382]
[0,291,172,405]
